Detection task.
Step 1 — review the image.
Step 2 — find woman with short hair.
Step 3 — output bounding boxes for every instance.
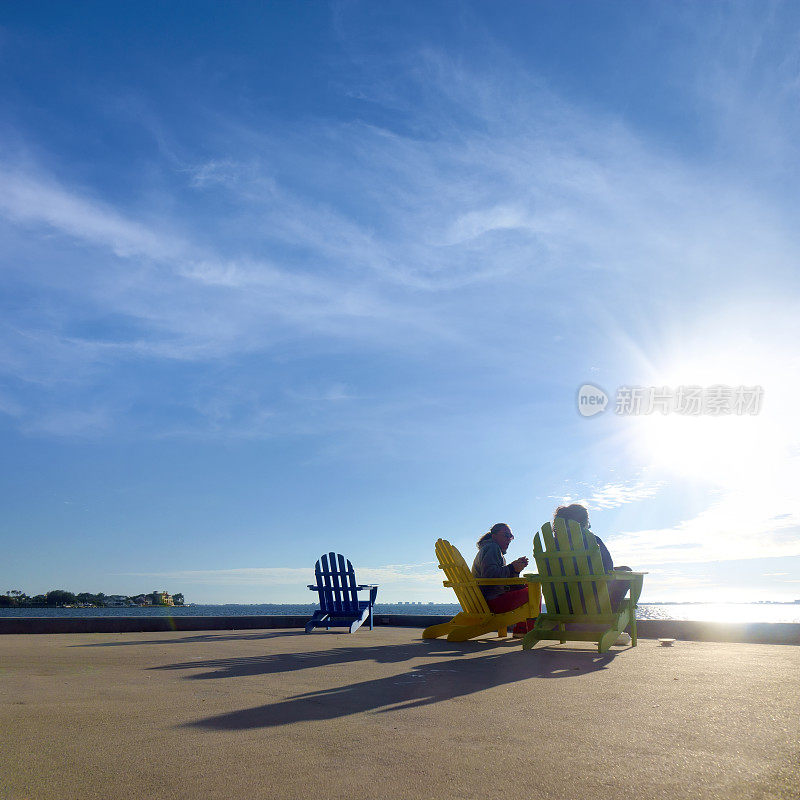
[553,503,633,610]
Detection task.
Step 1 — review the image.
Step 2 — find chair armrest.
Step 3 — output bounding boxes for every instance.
[473,577,539,585]
[442,577,539,589]
[307,585,320,590]
[535,571,646,583]
[356,584,379,589]
[608,571,647,580]
[612,572,645,604]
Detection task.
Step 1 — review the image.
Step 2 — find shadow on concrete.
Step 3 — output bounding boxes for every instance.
[178,641,620,730]
[155,638,468,679]
[70,630,308,648]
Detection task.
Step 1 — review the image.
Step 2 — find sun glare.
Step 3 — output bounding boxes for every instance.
[619,327,800,491]
[632,412,768,485]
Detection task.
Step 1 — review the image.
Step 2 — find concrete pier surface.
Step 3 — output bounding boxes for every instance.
[1,628,798,800]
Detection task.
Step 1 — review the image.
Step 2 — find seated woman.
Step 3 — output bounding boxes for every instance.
[553,503,632,611]
[471,522,535,637]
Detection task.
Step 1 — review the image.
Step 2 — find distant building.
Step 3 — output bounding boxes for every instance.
[102,595,130,607]
[150,591,174,606]
[131,594,152,606]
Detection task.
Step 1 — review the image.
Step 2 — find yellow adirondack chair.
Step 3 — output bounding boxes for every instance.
[422,538,541,642]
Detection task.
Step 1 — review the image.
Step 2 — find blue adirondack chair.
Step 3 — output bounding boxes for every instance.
[306,552,378,633]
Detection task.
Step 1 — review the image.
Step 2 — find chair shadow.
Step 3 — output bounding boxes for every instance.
[177,640,620,731]
[153,637,468,679]
[70,630,308,648]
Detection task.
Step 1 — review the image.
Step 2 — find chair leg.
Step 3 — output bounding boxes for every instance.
[446,621,498,642]
[521,616,554,650]
[350,608,371,634]
[422,621,456,639]
[422,612,476,640]
[305,611,329,633]
[598,628,619,653]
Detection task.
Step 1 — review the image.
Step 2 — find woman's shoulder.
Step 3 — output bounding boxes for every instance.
[477,540,502,556]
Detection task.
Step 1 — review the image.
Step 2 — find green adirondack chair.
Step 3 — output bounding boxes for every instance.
[521,518,644,653]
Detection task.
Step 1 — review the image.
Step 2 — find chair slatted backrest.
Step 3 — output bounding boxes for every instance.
[314,553,360,614]
[435,539,490,615]
[534,519,613,617]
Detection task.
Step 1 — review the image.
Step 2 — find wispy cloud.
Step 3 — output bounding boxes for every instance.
[611,496,800,567]
[559,480,665,510]
[122,562,442,587]
[2,38,799,445]
[638,569,717,593]
[0,168,182,261]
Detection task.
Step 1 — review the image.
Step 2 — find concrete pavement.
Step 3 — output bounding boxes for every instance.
[1,627,798,800]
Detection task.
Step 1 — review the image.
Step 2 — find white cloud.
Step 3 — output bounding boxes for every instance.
[123,562,443,587]
[562,480,665,510]
[638,569,716,592]
[122,567,313,586]
[0,168,182,261]
[2,42,800,444]
[353,563,443,586]
[611,492,800,567]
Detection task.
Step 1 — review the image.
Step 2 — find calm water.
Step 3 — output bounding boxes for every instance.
[1,603,799,623]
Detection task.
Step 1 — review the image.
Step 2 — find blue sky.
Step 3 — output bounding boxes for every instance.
[1,1,799,603]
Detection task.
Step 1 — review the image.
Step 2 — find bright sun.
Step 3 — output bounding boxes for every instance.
[619,331,798,490]
[632,411,768,486]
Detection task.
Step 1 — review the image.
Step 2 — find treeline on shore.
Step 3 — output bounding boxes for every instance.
[1,589,185,608]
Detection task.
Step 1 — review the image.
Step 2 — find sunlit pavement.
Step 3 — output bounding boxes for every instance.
[1,627,798,800]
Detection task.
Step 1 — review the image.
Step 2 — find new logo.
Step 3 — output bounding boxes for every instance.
[577,384,608,417]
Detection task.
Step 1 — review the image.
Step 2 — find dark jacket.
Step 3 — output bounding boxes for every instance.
[471,540,519,601]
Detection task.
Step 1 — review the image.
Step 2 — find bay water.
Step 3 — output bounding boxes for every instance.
[2,602,799,623]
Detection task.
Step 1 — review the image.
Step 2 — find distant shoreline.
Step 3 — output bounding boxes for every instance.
[2,602,799,624]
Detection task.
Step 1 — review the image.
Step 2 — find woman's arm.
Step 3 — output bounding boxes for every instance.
[593,535,615,572]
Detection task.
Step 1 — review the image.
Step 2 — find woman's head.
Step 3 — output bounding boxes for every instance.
[477,522,514,552]
[554,504,589,527]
